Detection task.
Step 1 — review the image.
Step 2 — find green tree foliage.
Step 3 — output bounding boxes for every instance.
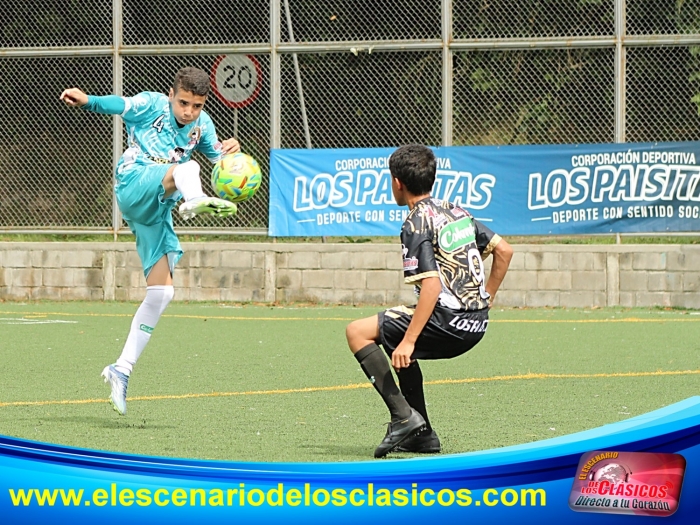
[281,51,441,148]
[453,0,613,38]
[453,48,615,145]
[0,0,110,46]
[281,0,441,41]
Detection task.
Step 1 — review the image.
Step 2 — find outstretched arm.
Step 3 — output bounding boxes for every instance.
[60,88,89,107]
[485,238,513,306]
[60,88,125,115]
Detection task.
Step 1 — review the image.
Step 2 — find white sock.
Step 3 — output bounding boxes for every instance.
[115,285,174,376]
[172,160,205,201]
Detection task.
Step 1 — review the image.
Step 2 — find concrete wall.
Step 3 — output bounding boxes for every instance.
[1,242,699,308]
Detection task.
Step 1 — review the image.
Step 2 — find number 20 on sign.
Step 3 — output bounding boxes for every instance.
[211,55,262,108]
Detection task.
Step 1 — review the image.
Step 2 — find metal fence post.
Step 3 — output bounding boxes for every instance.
[442,0,453,147]
[614,0,626,143]
[112,0,124,240]
[283,0,311,149]
[270,0,281,151]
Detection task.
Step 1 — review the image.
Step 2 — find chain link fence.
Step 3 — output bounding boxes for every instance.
[453,49,616,145]
[627,0,700,35]
[1,0,699,234]
[281,51,443,148]
[453,0,615,38]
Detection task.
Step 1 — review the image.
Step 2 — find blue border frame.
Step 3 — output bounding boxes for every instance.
[1,397,698,523]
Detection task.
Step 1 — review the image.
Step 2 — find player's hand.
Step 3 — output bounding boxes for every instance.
[60,88,88,107]
[392,341,415,370]
[221,138,241,155]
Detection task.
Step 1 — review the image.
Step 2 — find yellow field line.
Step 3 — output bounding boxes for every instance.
[1,369,697,409]
[0,311,351,321]
[1,310,699,323]
[488,318,700,323]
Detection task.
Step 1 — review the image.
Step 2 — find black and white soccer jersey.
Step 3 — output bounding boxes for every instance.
[401,197,502,312]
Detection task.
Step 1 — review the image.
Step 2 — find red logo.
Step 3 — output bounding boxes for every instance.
[569,451,685,517]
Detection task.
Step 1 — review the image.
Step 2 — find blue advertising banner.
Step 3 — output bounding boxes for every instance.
[269,142,700,236]
[1,397,699,524]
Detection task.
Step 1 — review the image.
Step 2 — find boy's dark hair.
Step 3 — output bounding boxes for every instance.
[173,67,210,96]
[389,144,437,196]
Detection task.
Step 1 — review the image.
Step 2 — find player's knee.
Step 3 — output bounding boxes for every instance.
[144,285,175,315]
[185,160,201,174]
[161,285,175,307]
[346,320,370,348]
[173,160,200,180]
[158,285,174,315]
[345,321,360,345]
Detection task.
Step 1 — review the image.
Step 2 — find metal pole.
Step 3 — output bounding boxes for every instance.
[270,0,281,150]
[112,0,124,241]
[442,0,453,146]
[269,0,281,240]
[5,34,699,58]
[614,0,626,143]
[283,0,312,149]
[282,0,319,239]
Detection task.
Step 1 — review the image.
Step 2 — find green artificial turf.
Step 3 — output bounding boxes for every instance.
[0,303,698,462]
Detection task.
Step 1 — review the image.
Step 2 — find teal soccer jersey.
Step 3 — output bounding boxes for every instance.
[83,91,225,277]
[117,91,223,174]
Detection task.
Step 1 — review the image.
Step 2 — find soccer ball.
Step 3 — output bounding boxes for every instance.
[211,152,262,203]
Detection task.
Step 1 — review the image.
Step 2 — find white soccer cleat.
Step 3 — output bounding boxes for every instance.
[178,196,237,220]
[101,364,129,416]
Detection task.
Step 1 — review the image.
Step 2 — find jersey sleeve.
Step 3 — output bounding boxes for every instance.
[196,113,224,163]
[83,95,126,115]
[401,223,439,284]
[120,92,158,124]
[474,219,502,259]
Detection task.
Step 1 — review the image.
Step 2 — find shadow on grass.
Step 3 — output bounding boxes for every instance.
[297,443,376,459]
[37,415,178,431]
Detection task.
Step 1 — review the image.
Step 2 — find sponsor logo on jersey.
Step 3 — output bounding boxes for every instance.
[145,156,170,165]
[449,315,488,333]
[452,206,467,218]
[421,205,437,219]
[169,147,185,163]
[438,217,476,253]
[188,127,202,145]
[139,324,154,334]
[403,257,419,271]
[432,213,448,229]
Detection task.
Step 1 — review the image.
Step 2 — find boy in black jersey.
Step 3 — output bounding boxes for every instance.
[346,144,513,458]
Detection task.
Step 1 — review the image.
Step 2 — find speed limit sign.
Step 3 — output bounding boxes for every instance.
[211,55,262,108]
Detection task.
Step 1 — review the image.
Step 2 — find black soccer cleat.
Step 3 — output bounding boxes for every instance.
[395,429,441,453]
[374,408,426,458]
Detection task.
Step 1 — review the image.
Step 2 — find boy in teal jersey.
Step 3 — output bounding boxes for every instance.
[61,67,239,415]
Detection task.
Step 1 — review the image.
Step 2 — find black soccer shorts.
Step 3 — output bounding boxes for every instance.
[378,304,489,360]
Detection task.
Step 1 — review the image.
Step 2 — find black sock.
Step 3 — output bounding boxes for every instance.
[354,343,412,421]
[397,361,432,433]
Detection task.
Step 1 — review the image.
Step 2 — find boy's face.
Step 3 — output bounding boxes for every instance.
[169,88,207,125]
